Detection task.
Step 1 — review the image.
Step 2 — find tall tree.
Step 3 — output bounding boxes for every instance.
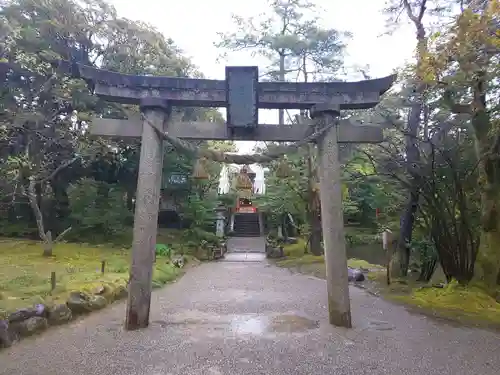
[423,0,500,287]
[216,0,349,255]
[384,0,434,276]
[0,0,222,250]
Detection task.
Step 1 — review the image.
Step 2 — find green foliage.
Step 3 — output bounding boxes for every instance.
[255,146,310,226]
[155,244,172,258]
[410,238,436,263]
[182,227,220,246]
[258,143,400,231]
[342,149,403,228]
[216,0,350,82]
[345,228,380,247]
[217,193,237,208]
[67,178,132,240]
[0,220,38,238]
[180,192,217,229]
[0,0,233,245]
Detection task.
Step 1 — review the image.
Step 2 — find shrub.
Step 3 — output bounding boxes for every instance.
[67,178,132,241]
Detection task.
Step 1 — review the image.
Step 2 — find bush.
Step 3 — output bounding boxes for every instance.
[345,228,380,247]
[0,220,38,238]
[182,227,220,245]
[155,243,172,258]
[66,178,132,241]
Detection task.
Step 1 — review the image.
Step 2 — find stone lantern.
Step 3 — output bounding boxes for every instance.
[215,204,227,237]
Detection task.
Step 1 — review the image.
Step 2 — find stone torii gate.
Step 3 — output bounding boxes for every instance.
[64,62,395,330]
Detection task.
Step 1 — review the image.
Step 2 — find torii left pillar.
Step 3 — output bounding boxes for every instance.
[125,99,170,330]
[312,104,352,329]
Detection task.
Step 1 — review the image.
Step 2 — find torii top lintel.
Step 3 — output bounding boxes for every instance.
[63,62,396,110]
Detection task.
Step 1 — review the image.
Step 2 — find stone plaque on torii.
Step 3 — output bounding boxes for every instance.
[60,61,395,330]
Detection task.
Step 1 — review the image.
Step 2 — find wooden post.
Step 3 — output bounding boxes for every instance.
[382,229,393,285]
[101,260,106,274]
[312,104,352,329]
[125,99,169,331]
[50,271,56,292]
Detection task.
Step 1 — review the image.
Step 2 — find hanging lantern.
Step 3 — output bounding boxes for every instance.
[236,166,253,190]
[192,157,210,180]
[275,156,291,178]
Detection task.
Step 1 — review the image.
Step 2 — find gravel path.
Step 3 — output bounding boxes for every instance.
[1,259,499,375]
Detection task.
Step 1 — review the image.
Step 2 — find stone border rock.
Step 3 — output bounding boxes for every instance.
[0,257,190,350]
[0,283,129,349]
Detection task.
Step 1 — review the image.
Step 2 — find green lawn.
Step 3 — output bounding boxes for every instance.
[0,232,189,317]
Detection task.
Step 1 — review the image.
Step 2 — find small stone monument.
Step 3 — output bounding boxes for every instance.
[215,205,226,238]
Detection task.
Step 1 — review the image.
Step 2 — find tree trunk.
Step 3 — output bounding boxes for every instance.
[51,181,70,233]
[484,234,500,287]
[474,68,500,287]
[25,179,53,256]
[474,129,500,288]
[396,94,423,276]
[397,188,420,276]
[395,0,428,277]
[308,211,323,255]
[42,231,53,257]
[307,189,323,256]
[417,254,437,282]
[126,187,135,211]
[282,213,288,240]
[306,143,322,255]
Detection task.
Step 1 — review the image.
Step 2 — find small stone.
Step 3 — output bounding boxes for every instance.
[112,285,128,301]
[66,291,93,314]
[266,246,284,259]
[13,316,48,337]
[94,285,106,295]
[348,268,365,282]
[48,304,72,325]
[495,292,500,304]
[172,256,184,268]
[89,295,107,310]
[8,304,46,323]
[0,320,11,348]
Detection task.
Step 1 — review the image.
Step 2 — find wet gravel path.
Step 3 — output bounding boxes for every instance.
[1,260,499,375]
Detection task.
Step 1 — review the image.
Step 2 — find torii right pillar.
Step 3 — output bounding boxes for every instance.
[312,104,352,328]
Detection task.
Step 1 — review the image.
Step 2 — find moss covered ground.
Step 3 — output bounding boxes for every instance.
[278,236,500,330]
[276,237,384,278]
[0,229,193,317]
[367,270,500,329]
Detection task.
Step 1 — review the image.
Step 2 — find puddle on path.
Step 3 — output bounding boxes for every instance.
[230,314,319,334]
[152,312,319,336]
[366,319,395,331]
[221,253,267,262]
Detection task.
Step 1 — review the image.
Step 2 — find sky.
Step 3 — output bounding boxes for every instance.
[106,0,416,184]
